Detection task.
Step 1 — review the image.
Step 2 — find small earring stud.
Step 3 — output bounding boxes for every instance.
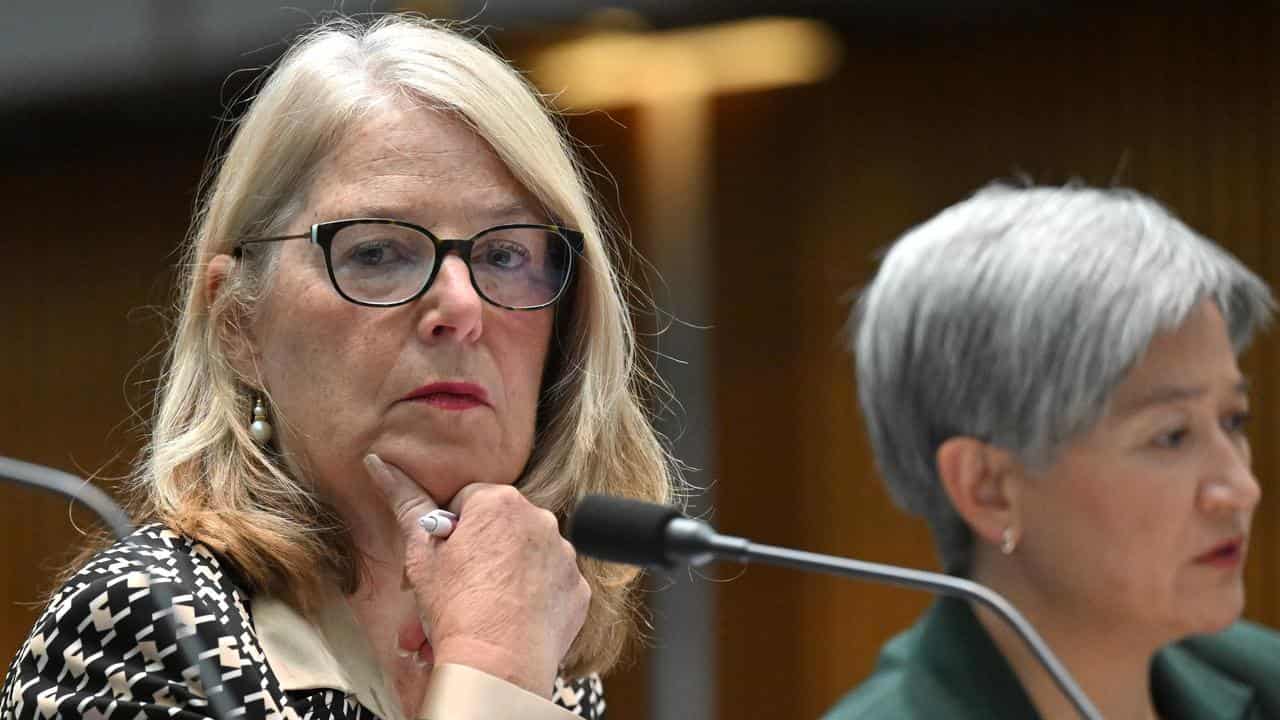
[1000,526,1018,555]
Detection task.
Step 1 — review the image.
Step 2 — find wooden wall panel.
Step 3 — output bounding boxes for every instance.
[0,149,203,665]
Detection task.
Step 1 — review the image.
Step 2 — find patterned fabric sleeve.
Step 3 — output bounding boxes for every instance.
[1,528,287,719]
[553,674,606,719]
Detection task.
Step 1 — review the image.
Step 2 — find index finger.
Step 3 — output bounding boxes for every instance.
[364,453,439,530]
[446,482,506,515]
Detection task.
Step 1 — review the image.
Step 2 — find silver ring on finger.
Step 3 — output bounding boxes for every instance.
[418,509,458,538]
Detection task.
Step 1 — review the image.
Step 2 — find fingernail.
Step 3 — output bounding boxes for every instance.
[364,454,392,493]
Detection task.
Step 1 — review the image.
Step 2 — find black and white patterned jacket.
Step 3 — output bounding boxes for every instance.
[1,524,605,719]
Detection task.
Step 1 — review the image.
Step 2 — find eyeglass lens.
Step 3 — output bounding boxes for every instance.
[329,222,571,308]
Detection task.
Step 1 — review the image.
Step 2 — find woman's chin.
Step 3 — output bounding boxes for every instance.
[370,452,507,499]
[1177,591,1245,638]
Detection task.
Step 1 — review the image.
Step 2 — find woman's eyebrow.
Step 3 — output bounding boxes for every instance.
[476,199,542,223]
[448,202,547,231]
[322,199,540,224]
[317,203,410,220]
[1117,378,1250,417]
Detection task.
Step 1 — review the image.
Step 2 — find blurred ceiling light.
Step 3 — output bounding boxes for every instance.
[528,16,842,108]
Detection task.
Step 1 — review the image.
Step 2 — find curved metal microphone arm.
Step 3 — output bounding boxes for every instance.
[0,456,134,540]
[0,456,239,719]
[665,518,1103,720]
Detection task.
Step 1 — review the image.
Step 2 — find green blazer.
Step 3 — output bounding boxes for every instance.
[825,597,1280,719]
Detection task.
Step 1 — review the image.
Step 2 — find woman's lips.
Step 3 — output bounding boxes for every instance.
[402,382,490,410]
[1195,536,1245,568]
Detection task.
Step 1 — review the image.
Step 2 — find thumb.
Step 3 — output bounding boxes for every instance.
[364,453,439,534]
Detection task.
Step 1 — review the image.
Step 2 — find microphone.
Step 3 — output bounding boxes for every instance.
[569,494,1102,720]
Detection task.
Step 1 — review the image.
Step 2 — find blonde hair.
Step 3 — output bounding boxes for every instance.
[136,14,676,676]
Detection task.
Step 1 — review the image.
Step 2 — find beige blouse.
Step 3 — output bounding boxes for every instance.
[252,595,581,720]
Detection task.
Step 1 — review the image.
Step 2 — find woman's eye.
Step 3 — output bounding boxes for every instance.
[352,244,385,265]
[1223,411,1251,434]
[1151,412,1250,449]
[480,240,531,270]
[1154,428,1188,449]
[348,240,404,267]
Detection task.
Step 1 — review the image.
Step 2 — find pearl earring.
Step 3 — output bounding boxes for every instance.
[1000,527,1018,555]
[250,395,273,445]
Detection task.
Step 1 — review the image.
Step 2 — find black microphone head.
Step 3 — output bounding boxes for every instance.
[569,494,684,568]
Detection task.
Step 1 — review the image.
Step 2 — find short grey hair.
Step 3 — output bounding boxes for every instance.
[850,184,1273,575]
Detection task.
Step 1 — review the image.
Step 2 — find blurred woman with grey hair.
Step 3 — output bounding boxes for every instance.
[827,185,1280,719]
[2,14,677,720]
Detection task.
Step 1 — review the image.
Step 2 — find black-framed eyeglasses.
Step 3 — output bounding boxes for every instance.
[235,218,584,311]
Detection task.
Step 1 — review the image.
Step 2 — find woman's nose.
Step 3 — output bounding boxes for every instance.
[417,255,483,343]
[1199,440,1261,516]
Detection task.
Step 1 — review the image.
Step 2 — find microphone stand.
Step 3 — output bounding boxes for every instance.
[1,456,233,720]
[668,520,1104,720]
[0,456,133,539]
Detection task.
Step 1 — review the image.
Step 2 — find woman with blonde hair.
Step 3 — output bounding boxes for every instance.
[3,14,675,720]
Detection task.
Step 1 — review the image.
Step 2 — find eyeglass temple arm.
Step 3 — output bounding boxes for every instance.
[233,232,311,256]
[237,232,311,245]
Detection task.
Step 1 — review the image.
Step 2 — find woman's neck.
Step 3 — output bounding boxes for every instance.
[345,522,432,720]
[971,566,1163,720]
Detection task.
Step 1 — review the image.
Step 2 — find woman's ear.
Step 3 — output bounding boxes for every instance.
[206,254,235,308]
[936,437,1020,549]
[205,254,259,383]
